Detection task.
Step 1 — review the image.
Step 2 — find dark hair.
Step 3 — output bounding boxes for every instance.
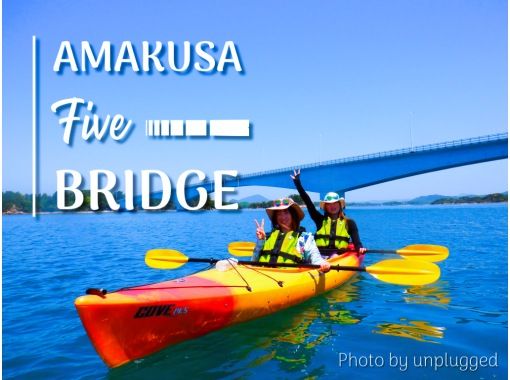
[271,207,300,231]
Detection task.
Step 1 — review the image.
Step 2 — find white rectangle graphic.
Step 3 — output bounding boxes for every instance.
[171,120,184,136]
[161,120,170,136]
[210,120,250,137]
[145,119,250,138]
[154,120,161,136]
[147,120,154,136]
[185,120,207,136]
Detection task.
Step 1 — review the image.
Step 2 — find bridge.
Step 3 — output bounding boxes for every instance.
[145,132,507,205]
[198,132,508,199]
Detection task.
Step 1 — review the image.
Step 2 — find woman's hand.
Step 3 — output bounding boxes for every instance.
[319,261,331,273]
[359,247,367,254]
[255,219,266,240]
[290,168,301,181]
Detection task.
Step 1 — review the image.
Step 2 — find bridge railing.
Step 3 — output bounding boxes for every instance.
[241,132,508,179]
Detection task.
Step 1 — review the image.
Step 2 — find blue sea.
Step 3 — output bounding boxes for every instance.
[3,204,508,379]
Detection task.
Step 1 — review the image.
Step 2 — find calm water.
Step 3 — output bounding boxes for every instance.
[3,204,508,379]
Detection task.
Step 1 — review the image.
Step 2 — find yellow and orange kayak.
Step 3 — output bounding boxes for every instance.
[75,251,363,368]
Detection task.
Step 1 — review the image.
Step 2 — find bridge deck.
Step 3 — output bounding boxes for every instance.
[143,132,507,203]
[243,132,508,179]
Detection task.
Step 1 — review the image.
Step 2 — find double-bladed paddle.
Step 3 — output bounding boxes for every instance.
[227,242,449,262]
[145,249,440,286]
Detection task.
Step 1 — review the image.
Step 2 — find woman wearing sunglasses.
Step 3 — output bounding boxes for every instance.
[291,169,366,257]
[252,198,331,273]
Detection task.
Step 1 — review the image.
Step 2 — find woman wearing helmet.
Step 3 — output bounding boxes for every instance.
[291,169,366,257]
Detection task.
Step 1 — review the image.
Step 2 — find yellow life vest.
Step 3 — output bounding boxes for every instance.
[260,230,303,264]
[315,217,350,249]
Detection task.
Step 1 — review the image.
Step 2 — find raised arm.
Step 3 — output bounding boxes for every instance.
[291,169,323,230]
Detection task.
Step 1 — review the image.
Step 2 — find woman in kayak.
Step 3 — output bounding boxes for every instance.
[252,198,331,273]
[291,169,366,257]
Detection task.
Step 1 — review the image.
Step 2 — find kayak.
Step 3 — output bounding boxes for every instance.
[75,251,363,368]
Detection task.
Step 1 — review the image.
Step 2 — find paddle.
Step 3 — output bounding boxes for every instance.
[145,249,440,286]
[227,242,448,262]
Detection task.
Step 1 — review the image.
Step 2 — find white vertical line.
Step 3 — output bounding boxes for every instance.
[148,120,154,136]
[32,36,37,217]
[154,120,161,136]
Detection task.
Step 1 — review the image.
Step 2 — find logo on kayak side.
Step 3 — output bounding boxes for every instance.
[133,304,189,318]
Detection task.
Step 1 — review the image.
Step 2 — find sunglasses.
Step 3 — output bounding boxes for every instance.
[273,198,292,207]
[324,194,340,202]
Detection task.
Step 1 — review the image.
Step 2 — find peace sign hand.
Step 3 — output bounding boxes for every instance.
[290,168,301,181]
[255,219,266,240]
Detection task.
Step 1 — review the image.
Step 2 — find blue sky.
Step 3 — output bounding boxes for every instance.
[3,0,507,202]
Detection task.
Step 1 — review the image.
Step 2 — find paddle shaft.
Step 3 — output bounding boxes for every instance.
[231,244,409,256]
[322,248,444,256]
[229,242,448,263]
[187,257,365,272]
[230,246,393,256]
[146,249,441,285]
[321,248,396,255]
[366,249,397,254]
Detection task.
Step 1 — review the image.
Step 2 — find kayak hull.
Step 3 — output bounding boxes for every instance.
[75,252,363,368]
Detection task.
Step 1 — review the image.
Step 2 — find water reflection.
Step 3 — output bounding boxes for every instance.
[246,278,364,371]
[403,280,451,308]
[374,281,450,343]
[375,319,445,343]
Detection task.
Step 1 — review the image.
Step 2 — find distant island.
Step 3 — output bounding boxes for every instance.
[431,193,508,205]
[233,192,508,209]
[1,190,213,214]
[2,190,507,214]
[347,192,508,207]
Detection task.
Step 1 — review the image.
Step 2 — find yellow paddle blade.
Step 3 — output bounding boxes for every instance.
[366,259,440,286]
[145,249,189,269]
[228,242,256,256]
[397,244,449,262]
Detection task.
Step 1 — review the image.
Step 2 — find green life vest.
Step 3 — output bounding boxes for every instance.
[315,217,350,249]
[260,230,303,264]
